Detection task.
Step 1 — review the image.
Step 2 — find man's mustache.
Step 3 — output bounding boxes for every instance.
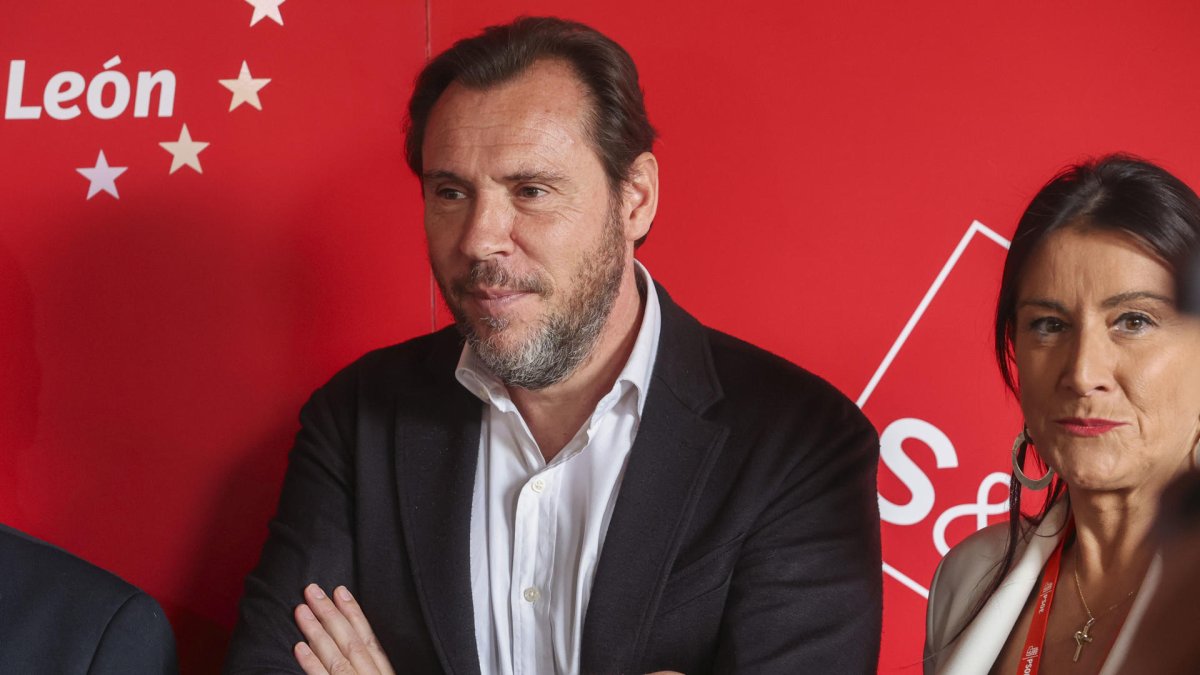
[451,261,549,297]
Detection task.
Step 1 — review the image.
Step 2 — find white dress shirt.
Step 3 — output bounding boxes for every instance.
[457,262,661,675]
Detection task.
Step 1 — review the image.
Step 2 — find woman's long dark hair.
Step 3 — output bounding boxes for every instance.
[958,153,1200,639]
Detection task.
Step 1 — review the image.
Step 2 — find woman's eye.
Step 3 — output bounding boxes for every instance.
[1115,312,1155,333]
[1030,317,1066,335]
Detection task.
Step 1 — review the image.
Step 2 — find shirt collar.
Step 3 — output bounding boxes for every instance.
[455,260,662,419]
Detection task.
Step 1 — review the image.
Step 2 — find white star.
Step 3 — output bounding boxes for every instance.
[246,0,285,26]
[218,61,271,111]
[159,124,210,174]
[76,150,128,200]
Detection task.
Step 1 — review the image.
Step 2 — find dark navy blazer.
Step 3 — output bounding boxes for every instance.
[226,284,882,674]
[0,523,177,674]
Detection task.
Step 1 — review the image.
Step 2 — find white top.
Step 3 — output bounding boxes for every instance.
[924,500,1161,675]
[459,261,662,675]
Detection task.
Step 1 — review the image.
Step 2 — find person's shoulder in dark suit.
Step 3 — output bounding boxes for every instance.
[0,523,178,674]
[703,323,877,444]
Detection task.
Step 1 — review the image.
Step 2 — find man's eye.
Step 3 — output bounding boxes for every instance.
[1030,317,1066,335]
[517,186,548,198]
[436,188,466,200]
[1115,312,1155,333]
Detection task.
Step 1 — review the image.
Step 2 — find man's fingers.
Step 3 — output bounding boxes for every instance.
[294,641,331,675]
[294,603,349,672]
[332,586,395,675]
[296,584,378,674]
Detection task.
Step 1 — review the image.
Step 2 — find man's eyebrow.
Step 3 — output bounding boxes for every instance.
[504,170,569,184]
[1101,291,1174,308]
[420,169,570,185]
[421,169,465,183]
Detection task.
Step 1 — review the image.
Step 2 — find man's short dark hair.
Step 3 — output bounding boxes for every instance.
[404,16,658,244]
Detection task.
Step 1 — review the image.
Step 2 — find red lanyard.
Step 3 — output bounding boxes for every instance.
[1015,523,1072,675]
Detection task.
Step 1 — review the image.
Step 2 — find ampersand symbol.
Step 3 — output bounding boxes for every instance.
[932,472,1010,555]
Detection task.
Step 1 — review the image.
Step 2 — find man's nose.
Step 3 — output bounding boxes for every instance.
[1060,324,1116,396]
[458,192,515,260]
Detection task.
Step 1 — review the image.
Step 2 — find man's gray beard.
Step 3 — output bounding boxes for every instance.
[446,216,626,391]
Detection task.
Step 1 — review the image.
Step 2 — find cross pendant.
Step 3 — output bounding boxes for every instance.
[1073,618,1096,663]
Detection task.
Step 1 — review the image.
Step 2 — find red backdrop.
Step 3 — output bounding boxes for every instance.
[4,2,1200,672]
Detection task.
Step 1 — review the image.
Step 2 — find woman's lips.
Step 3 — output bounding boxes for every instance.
[1054,418,1128,437]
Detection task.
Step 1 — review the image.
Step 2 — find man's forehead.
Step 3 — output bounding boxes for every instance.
[426,117,580,152]
[422,60,597,175]
[441,58,588,108]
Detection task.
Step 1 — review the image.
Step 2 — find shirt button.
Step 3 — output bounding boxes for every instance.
[523,586,540,603]
[531,478,546,494]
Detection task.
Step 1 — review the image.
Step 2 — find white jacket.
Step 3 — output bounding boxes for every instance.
[923,500,1156,674]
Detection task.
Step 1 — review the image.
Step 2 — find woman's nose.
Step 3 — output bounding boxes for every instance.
[1060,325,1116,396]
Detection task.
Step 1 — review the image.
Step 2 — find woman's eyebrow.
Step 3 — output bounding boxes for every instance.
[1101,291,1174,308]
[1017,298,1068,313]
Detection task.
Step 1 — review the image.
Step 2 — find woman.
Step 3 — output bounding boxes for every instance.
[923,154,1200,674]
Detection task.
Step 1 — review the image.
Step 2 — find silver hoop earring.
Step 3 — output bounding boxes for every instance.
[1012,429,1054,490]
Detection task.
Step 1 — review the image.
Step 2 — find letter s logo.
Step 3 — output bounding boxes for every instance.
[878,418,958,525]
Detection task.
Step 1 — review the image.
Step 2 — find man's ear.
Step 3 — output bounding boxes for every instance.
[621,152,659,242]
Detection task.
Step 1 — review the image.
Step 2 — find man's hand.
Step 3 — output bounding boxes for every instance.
[293,583,396,675]
[291,582,683,675]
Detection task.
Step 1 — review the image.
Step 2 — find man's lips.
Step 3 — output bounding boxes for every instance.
[464,287,533,310]
[1054,418,1128,437]
[471,287,524,299]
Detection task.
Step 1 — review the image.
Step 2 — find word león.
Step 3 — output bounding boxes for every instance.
[5,56,175,121]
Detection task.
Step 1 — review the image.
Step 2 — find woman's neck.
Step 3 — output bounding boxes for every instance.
[1069,486,1158,588]
[1069,448,1193,577]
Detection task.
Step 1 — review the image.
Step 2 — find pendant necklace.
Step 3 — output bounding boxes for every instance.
[1071,547,1137,663]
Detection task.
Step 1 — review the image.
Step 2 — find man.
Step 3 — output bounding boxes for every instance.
[226,17,881,674]
[0,523,178,673]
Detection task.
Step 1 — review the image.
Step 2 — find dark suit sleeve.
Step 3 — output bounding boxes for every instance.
[225,376,360,674]
[713,397,883,674]
[0,524,180,674]
[88,592,178,675]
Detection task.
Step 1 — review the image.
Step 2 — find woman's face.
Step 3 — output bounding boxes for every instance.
[1015,225,1200,494]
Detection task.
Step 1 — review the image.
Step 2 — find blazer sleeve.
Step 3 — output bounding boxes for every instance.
[88,592,178,675]
[224,374,361,674]
[0,525,180,674]
[712,396,883,674]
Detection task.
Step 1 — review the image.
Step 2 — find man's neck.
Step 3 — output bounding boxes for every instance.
[509,265,647,462]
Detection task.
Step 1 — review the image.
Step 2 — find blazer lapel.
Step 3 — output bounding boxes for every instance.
[394,330,483,675]
[940,501,1070,675]
[581,285,729,673]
